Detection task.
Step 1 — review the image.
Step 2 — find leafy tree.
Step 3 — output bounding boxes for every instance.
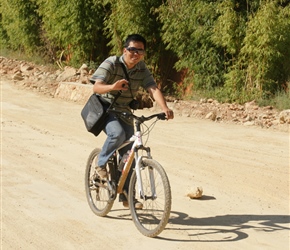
[1,0,42,53]
[103,0,177,90]
[158,0,224,94]
[1,0,289,101]
[0,9,9,49]
[35,0,109,66]
[225,1,290,101]
[158,0,290,101]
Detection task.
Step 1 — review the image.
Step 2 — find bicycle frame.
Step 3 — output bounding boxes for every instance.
[85,110,170,237]
[116,129,154,200]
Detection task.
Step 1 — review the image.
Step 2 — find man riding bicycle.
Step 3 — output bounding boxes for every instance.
[90,34,174,208]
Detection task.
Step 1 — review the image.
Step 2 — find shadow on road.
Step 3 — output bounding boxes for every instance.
[159,212,290,242]
[105,207,289,242]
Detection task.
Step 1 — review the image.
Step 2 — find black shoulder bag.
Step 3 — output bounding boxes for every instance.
[81,94,107,136]
[81,57,139,136]
[81,58,123,137]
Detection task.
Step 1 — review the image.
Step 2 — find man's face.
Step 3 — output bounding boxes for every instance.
[123,41,145,69]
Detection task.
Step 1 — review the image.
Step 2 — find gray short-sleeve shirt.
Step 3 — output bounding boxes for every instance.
[90,55,156,107]
[90,55,157,124]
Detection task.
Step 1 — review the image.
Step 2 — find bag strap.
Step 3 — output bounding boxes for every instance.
[120,62,130,81]
[119,58,134,100]
[107,56,135,110]
[107,91,121,110]
[105,57,122,110]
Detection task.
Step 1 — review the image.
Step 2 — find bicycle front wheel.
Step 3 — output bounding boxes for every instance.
[128,158,171,237]
[85,148,114,217]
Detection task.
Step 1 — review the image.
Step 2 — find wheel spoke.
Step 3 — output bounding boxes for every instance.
[85,148,115,216]
[129,159,171,237]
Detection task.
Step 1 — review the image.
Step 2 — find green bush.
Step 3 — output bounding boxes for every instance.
[257,83,290,110]
[1,0,42,53]
[1,0,289,109]
[226,1,290,100]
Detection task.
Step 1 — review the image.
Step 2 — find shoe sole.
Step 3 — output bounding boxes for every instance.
[96,168,107,179]
[123,201,143,209]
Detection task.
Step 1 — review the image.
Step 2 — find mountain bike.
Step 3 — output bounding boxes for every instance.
[85,110,172,237]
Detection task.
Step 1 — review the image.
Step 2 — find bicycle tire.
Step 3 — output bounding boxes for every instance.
[85,148,114,217]
[128,158,171,237]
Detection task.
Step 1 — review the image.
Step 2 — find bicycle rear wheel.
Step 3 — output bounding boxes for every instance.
[85,148,115,216]
[128,158,171,237]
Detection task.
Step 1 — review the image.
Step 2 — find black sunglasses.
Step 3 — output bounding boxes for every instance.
[126,47,145,55]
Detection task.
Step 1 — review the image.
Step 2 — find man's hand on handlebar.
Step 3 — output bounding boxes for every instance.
[163,108,174,120]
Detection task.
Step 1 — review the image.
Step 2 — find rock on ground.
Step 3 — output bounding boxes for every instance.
[0,56,289,132]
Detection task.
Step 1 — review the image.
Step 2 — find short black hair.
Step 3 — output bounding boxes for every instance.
[123,34,146,50]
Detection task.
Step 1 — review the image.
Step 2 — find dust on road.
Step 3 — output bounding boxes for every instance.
[1,80,289,250]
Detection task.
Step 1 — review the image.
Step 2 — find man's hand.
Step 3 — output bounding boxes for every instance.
[163,108,174,120]
[148,86,174,120]
[93,79,128,94]
[113,79,129,91]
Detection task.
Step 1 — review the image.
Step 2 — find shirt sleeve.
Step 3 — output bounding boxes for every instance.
[137,61,157,89]
[90,56,116,84]
[142,68,157,90]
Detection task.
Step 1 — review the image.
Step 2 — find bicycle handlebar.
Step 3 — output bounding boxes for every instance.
[107,109,167,123]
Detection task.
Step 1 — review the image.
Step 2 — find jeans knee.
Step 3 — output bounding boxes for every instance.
[108,130,125,143]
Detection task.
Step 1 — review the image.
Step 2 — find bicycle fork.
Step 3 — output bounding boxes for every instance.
[135,150,157,201]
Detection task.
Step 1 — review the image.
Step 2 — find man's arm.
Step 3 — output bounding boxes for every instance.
[92,79,129,94]
[148,86,174,119]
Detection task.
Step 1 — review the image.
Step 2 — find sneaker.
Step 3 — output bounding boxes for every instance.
[122,201,129,208]
[134,201,143,210]
[123,200,143,210]
[95,166,107,179]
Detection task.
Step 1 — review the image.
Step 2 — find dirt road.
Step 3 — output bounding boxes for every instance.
[1,80,289,250]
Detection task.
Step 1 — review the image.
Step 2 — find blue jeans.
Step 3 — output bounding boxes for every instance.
[97,113,134,167]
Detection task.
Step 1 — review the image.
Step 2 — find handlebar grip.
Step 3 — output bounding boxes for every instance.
[157,113,167,120]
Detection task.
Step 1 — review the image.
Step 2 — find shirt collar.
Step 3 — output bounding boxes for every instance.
[120,55,141,72]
